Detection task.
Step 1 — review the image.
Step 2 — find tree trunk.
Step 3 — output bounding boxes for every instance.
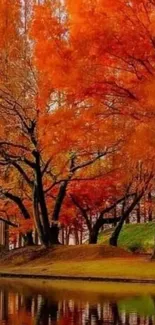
[34,229,39,245]
[51,180,69,245]
[89,228,99,244]
[34,151,51,245]
[74,228,79,245]
[148,192,152,222]
[136,202,141,223]
[126,216,130,224]
[4,223,9,250]
[80,227,83,244]
[33,184,46,246]
[53,181,68,222]
[60,226,65,245]
[23,231,34,246]
[49,224,60,245]
[144,193,147,222]
[109,217,125,246]
[18,233,22,248]
[89,216,122,244]
[113,206,117,227]
[109,194,143,247]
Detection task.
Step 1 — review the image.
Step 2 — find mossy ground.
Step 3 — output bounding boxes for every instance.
[98,222,155,252]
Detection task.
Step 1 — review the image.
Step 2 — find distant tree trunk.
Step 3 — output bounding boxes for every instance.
[113,206,117,227]
[51,180,69,245]
[148,192,153,222]
[23,231,34,246]
[80,227,83,244]
[74,228,79,245]
[60,226,65,245]
[34,229,39,245]
[0,218,18,249]
[65,227,72,245]
[136,202,141,223]
[18,233,22,248]
[4,223,9,249]
[144,194,147,222]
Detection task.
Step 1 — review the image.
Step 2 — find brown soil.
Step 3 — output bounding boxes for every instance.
[0,244,132,266]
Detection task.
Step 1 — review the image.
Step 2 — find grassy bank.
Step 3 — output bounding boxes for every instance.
[0,245,155,282]
[99,222,155,252]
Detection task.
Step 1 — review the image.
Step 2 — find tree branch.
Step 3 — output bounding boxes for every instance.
[0,217,18,228]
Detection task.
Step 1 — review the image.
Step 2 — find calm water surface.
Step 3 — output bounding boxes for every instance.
[0,279,155,324]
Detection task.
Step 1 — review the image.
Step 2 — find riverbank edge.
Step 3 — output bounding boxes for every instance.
[1,272,155,284]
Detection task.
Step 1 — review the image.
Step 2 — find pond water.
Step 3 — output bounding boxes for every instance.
[0,278,155,324]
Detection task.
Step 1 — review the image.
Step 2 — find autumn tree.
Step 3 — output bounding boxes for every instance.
[0,0,123,247]
[0,0,155,249]
[29,0,138,245]
[67,172,123,244]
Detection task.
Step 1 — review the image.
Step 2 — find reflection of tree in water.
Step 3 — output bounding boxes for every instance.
[35,299,155,325]
[36,298,58,325]
[0,289,8,322]
[0,289,155,325]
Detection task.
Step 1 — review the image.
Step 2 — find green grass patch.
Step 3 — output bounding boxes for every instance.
[98,222,155,252]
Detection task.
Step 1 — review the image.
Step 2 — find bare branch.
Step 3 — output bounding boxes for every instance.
[0,217,18,228]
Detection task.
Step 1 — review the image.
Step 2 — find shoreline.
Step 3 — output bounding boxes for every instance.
[1,272,155,284]
[0,245,155,284]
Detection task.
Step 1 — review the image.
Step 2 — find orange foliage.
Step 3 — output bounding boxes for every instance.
[0,0,155,244]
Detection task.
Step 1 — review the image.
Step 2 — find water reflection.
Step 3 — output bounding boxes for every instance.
[0,281,155,324]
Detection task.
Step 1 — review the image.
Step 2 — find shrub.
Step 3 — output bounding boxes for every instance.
[128,242,143,253]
